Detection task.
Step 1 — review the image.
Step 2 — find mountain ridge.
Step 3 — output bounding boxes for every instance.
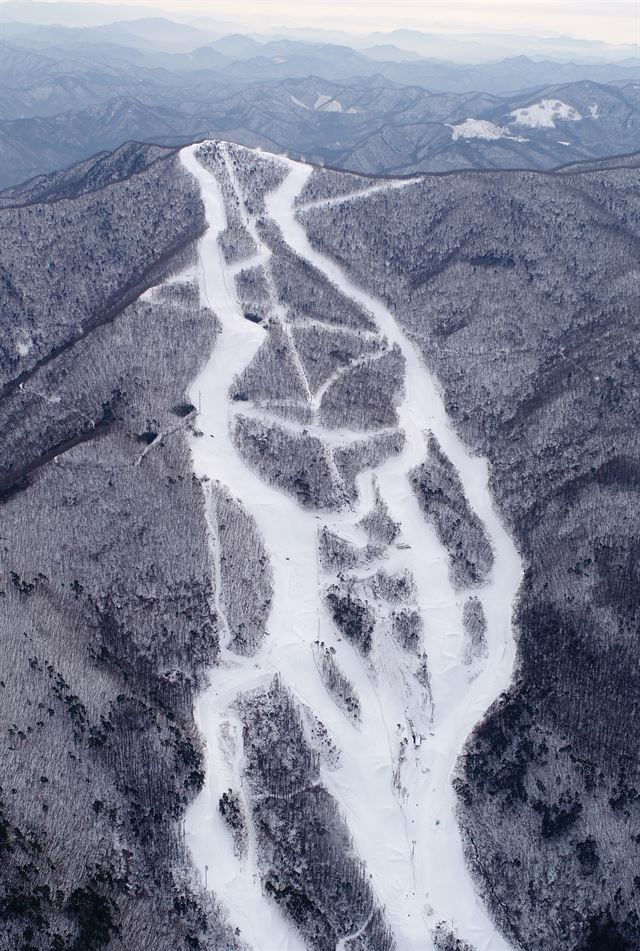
[0,71,637,189]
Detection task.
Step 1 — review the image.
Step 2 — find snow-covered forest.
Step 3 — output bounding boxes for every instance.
[0,135,637,951]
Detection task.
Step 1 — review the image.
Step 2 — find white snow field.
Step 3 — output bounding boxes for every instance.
[314,93,343,111]
[447,118,528,143]
[179,142,523,951]
[509,99,582,128]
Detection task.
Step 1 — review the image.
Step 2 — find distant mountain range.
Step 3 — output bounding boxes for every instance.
[0,65,637,189]
[2,21,638,91]
[3,2,637,62]
[0,15,638,189]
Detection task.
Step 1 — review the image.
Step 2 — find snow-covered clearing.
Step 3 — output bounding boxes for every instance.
[509,99,582,128]
[179,141,523,951]
[447,118,528,143]
[314,93,342,112]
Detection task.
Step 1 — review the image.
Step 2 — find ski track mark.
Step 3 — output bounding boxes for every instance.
[296,178,421,213]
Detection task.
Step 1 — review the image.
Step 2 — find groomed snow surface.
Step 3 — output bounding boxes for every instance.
[178,142,523,951]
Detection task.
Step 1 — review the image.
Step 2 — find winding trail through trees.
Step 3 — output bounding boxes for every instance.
[179,143,522,951]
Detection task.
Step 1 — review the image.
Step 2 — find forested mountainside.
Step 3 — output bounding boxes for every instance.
[0,140,637,951]
[0,144,244,950]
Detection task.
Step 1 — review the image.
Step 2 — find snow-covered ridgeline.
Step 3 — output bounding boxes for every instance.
[179,141,522,950]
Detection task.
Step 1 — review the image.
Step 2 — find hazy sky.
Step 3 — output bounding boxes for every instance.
[18,1,640,45]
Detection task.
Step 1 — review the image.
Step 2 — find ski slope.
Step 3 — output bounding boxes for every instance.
[179,142,523,951]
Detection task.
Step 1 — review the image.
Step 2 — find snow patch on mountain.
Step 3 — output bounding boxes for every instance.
[16,337,32,356]
[510,99,582,128]
[448,118,528,142]
[315,93,343,112]
[289,94,309,109]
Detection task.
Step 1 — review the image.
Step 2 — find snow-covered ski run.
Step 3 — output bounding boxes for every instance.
[178,142,523,951]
